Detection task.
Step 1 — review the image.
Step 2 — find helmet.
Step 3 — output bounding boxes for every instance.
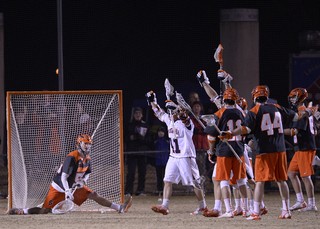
[77,134,93,155]
[288,88,308,108]
[223,88,239,102]
[165,100,181,119]
[236,97,248,111]
[251,85,269,103]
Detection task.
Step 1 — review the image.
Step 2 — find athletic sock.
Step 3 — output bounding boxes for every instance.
[224,198,232,212]
[253,201,260,215]
[110,203,120,211]
[162,199,170,208]
[282,199,290,211]
[234,198,240,209]
[214,199,222,211]
[308,197,315,207]
[296,192,304,203]
[199,199,206,209]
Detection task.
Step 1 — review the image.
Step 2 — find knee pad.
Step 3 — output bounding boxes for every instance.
[220,180,229,189]
[236,178,247,187]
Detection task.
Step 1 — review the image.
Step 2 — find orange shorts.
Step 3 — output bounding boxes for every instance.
[254,151,287,182]
[216,156,246,182]
[43,185,93,209]
[288,150,316,177]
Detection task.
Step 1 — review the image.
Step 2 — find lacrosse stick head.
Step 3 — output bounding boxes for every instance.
[201,115,216,126]
[193,175,206,190]
[164,78,174,100]
[214,44,223,68]
[175,91,191,111]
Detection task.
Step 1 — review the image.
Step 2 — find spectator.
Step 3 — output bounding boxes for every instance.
[154,126,170,194]
[125,107,153,196]
[190,101,209,177]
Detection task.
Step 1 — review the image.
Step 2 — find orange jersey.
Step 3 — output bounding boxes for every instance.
[53,150,91,190]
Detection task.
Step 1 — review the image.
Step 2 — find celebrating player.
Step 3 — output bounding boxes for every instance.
[284,88,317,211]
[202,88,248,218]
[9,134,132,214]
[218,85,318,220]
[146,91,208,215]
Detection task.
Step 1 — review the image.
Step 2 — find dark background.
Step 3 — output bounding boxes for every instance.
[1,0,320,125]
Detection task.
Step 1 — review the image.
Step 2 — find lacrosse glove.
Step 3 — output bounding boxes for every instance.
[146,91,157,106]
[196,70,210,87]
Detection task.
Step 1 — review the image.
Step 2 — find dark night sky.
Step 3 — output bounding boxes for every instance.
[1,1,320,123]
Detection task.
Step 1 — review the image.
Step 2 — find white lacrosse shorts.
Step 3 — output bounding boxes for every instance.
[163,156,200,186]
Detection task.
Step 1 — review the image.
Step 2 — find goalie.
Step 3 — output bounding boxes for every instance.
[146,91,208,215]
[9,134,132,215]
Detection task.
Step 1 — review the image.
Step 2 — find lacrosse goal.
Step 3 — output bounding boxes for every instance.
[7,90,124,212]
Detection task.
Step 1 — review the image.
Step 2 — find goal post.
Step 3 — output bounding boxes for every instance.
[7,90,124,212]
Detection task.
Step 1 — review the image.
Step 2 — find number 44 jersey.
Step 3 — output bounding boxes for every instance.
[244,103,296,155]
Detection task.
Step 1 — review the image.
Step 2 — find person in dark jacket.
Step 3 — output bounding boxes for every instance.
[125,107,153,196]
[154,126,170,193]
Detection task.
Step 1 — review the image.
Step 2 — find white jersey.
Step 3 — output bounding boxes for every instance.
[153,106,196,158]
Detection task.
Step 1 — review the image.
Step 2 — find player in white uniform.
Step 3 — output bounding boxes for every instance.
[146,91,208,215]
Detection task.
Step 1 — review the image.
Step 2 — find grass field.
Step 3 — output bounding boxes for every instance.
[1,192,320,229]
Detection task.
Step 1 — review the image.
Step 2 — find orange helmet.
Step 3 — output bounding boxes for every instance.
[223,88,239,102]
[251,85,269,102]
[236,97,248,111]
[288,88,308,107]
[77,134,93,155]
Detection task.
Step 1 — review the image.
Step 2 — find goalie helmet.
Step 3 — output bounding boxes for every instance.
[236,97,248,111]
[288,88,308,108]
[77,134,93,155]
[223,88,239,103]
[251,85,269,103]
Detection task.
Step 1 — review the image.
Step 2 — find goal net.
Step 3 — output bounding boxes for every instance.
[7,91,124,212]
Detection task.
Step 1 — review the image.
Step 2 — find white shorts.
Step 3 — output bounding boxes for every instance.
[164,156,200,186]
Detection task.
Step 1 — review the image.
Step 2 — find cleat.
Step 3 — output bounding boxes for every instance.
[298,204,317,212]
[191,207,209,215]
[278,209,291,219]
[119,196,132,213]
[151,205,169,215]
[9,208,24,215]
[246,212,261,220]
[233,207,243,216]
[202,209,221,217]
[289,201,307,211]
[260,206,268,215]
[218,211,234,218]
[243,210,251,217]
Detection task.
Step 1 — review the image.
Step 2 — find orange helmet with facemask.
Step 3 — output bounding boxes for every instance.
[77,134,93,155]
[288,88,308,108]
[251,85,269,103]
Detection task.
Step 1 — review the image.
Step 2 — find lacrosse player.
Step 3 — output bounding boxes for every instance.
[218,85,318,220]
[283,88,317,212]
[146,91,208,215]
[9,134,132,214]
[202,88,248,218]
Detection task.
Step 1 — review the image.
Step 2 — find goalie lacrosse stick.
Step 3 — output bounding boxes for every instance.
[52,185,79,214]
[164,78,177,139]
[214,44,224,106]
[176,92,242,164]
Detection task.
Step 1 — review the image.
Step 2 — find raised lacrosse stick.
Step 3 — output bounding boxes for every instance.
[176,92,242,164]
[214,44,224,106]
[164,78,177,139]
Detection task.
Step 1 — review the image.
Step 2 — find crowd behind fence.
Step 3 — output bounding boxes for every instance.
[1,148,320,198]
